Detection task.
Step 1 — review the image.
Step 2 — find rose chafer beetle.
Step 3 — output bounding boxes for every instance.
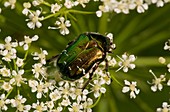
[48,32,114,89]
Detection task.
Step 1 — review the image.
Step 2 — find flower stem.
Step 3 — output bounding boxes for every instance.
[42,13,60,21]
[135,57,170,67]
[5,88,13,99]
[42,9,94,21]
[111,74,123,86]
[42,1,51,7]
[13,59,17,70]
[89,93,102,108]
[68,10,95,14]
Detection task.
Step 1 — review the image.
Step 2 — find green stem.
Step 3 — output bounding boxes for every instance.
[42,13,60,21]
[5,88,13,99]
[111,74,123,86]
[68,10,95,14]
[89,93,102,108]
[42,9,94,21]
[0,80,4,82]
[8,61,12,70]
[13,59,17,71]
[17,87,20,95]
[42,1,51,7]
[23,47,29,61]
[67,13,77,21]
[135,57,170,67]
[24,69,32,73]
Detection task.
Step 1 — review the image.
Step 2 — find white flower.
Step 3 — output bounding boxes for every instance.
[10,95,31,112]
[106,55,117,67]
[19,35,39,50]
[16,57,24,67]
[114,1,130,14]
[50,106,63,112]
[158,57,166,64]
[94,68,111,85]
[106,33,114,43]
[167,79,170,86]
[49,89,61,101]
[0,94,10,111]
[156,0,164,7]
[90,80,106,98]
[70,87,84,101]
[157,102,170,112]
[1,49,17,61]
[9,69,27,87]
[32,63,47,79]
[167,63,170,72]
[164,39,170,50]
[45,80,56,90]
[74,0,90,8]
[101,72,111,85]
[68,101,83,112]
[48,17,71,35]
[134,0,148,13]
[28,80,48,99]
[98,0,116,12]
[1,82,13,92]
[61,98,71,106]
[32,48,48,64]
[106,33,116,51]
[148,70,166,92]
[46,101,54,110]
[164,0,170,3]
[82,98,93,112]
[32,0,44,6]
[122,80,140,99]
[0,36,18,61]
[96,10,102,17]
[58,81,71,98]
[0,36,17,50]
[0,8,2,13]
[32,100,47,112]
[4,0,16,9]
[64,0,74,8]
[51,3,62,13]
[0,66,11,77]
[26,10,43,29]
[116,53,136,72]
[151,0,164,7]
[22,2,31,16]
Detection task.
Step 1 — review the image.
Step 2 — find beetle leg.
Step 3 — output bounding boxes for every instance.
[105,58,109,72]
[82,63,99,90]
[66,40,75,47]
[104,58,112,82]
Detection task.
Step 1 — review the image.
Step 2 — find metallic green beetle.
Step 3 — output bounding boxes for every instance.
[48,32,114,89]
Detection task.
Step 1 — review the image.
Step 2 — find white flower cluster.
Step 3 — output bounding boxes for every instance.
[149,39,170,93]
[148,39,170,111]
[2,0,169,35]
[0,35,115,111]
[97,0,170,17]
[0,35,38,111]
[21,0,89,35]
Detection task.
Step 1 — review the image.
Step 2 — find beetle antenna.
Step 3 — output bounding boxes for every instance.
[82,63,99,91]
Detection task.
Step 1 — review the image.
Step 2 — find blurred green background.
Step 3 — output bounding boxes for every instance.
[0,1,170,112]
